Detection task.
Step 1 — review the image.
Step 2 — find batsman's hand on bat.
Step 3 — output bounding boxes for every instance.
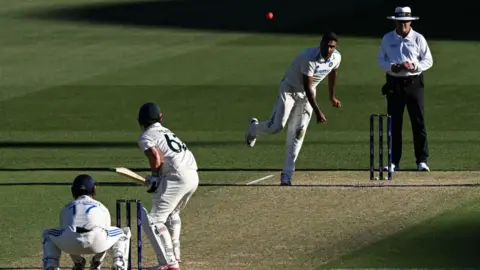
[145,175,162,193]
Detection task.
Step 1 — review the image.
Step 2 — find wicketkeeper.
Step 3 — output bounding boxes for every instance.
[42,174,131,270]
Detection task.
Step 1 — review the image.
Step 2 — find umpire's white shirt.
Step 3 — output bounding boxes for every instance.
[378,28,433,77]
[283,47,341,93]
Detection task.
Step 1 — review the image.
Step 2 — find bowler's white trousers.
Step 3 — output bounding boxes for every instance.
[251,80,313,178]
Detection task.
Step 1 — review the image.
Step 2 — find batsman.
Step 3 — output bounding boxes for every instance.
[245,32,342,185]
[136,102,199,270]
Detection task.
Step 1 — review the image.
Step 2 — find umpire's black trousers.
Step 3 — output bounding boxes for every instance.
[383,73,429,166]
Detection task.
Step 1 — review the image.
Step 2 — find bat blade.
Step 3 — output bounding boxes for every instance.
[113,167,145,184]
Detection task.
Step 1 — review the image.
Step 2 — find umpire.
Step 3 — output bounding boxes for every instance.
[378,6,433,172]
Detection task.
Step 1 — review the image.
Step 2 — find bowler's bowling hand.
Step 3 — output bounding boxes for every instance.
[330,97,341,108]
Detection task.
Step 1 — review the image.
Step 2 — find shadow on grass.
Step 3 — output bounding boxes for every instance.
[0,167,477,173]
[0,182,140,187]
[0,139,476,149]
[322,201,480,268]
[0,181,479,187]
[26,0,476,41]
[0,268,135,270]
[0,141,355,148]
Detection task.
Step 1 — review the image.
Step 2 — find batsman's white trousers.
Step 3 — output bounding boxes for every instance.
[146,169,199,263]
[150,169,199,224]
[252,81,313,178]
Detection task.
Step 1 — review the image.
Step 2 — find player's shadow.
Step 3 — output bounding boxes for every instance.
[0,167,474,173]
[27,0,477,41]
[0,182,141,187]
[326,209,480,268]
[0,138,473,149]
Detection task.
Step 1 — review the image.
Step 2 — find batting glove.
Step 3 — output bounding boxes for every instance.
[145,175,162,193]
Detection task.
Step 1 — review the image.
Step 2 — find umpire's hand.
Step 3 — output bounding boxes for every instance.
[402,61,415,70]
[391,64,402,73]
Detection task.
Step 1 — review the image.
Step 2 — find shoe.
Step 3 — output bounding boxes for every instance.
[383,164,398,173]
[90,258,103,270]
[245,118,258,147]
[110,259,124,270]
[280,173,291,186]
[173,246,181,263]
[72,258,86,270]
[417,162,430,172]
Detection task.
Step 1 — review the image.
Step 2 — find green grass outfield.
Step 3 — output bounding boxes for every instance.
[1,0,480,269]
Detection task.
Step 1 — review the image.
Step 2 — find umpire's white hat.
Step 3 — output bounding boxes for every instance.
[387,7,419,21]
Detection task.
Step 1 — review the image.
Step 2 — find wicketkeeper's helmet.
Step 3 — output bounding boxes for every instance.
[71,174,96,199]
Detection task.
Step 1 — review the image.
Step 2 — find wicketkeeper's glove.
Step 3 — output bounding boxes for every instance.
[145,175,162,193]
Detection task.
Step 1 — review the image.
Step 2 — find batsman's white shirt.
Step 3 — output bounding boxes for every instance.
[138,123,198,174]
[283,47,341,94]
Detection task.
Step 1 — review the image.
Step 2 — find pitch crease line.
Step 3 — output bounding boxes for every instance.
[246,174,274,185]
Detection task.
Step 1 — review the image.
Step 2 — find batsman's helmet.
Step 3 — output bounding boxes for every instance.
[71,174,96,199]
[138,102,162,128]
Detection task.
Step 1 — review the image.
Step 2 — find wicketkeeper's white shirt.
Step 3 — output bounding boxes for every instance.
[60,195,111,230]
[283,47,341,93]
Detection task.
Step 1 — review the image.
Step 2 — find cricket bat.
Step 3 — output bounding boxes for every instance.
[112,167,146,184]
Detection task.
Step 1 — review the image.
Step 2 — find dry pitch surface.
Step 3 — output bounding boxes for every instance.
[7,171,480,269]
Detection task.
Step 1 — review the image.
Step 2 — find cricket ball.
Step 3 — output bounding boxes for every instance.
[266,12,274,20]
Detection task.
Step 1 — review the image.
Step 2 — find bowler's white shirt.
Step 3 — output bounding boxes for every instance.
[283,47,341,92]
[60,195,111,230]
[378,28,433,77]
[138,123,198,174]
